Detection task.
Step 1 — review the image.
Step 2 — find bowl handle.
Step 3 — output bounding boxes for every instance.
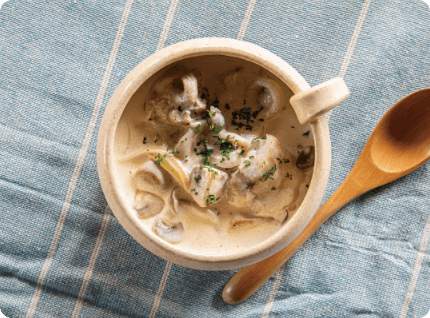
[290,77,350,125]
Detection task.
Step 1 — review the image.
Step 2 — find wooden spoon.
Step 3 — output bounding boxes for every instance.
[223,88,430,304]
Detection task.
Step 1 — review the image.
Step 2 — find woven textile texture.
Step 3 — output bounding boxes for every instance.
[1,0,430,317]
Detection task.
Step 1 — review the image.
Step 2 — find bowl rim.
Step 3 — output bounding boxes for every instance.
[97,37,331,270]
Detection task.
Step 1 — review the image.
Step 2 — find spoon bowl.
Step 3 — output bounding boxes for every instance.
[222,88,430,304]
[370,89,430,173]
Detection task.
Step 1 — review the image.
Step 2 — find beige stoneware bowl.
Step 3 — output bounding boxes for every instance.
[97,38,349,270]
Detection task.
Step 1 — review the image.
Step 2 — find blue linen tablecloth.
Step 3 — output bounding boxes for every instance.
[1,0,430,317]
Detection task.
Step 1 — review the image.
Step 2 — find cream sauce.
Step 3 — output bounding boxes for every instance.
[113,56,314,256]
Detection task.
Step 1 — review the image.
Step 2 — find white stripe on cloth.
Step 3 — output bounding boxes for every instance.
[25,1,134,317]
[326,0,372,122]
[156,0,180,51]
[71,206,112,318]
[262,1,373,314]
[261,268,285,318]
[149,261,173,318]
[237,0,257,40]
[399,217,430,318]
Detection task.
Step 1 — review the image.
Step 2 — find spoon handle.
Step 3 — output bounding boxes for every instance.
[222,176,365,304]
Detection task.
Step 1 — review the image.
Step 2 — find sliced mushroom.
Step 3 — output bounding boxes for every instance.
[189,166,228,207]
[134,161,167,193]
[296,146,315,171]
[153,219,184,244]
[134,191,165,219]
[245,78,283,121]
[229,214,277,231]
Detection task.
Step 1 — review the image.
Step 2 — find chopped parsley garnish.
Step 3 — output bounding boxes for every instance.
[194,124,201,133]
[194,146,214,166]
[260,165,277,181]
[194,175,202,182]
[154,148,180,165]
[236,169,240,175]
[245,181,250,189]
[238,150,245,158]
[204,194,217,206]
[214,135,235,158]
[249,156,254,159]
[276,158,282,164]
[220,158,225,163]
[207,110,216,117]
[191,188,195,192]
[212,124,224,136]
[143,137,147,144]
[251,137,266,144]
[244,160,251,167]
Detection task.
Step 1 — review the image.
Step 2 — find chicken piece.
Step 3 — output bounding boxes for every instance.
[148,72,207,126]
[227,134,303,221]
[189,166,228,208]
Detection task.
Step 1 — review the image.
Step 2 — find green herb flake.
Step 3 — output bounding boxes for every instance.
[244,160,251,167]
[204,194,217,206]
[245,181,250,189]
[249,156,255,159]
[260,165,277,181]
[194,175,202,182]
[194,124,201,133]
[153,149,179,165]
[238,150,245,158]
[207,110,216,117]
[212,124,224,136]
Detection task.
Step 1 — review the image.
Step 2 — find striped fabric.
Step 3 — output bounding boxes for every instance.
[1,0,430,317]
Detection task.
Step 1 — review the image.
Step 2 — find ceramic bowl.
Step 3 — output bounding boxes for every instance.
[97,38,349,270]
